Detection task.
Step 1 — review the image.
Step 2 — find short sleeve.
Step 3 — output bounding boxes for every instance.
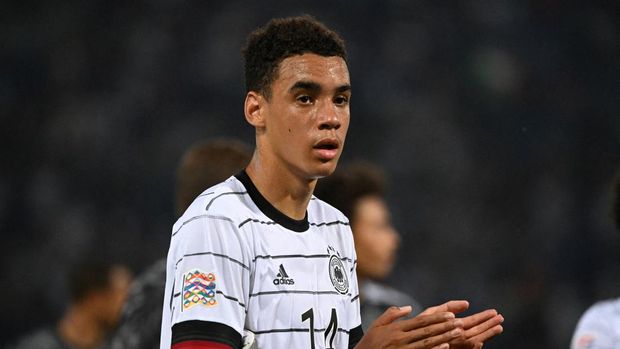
[571,304,614,349]
[165,214,251,348]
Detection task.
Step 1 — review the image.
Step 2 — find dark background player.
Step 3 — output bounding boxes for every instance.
[108,138,252,349]
[11,260,132,349]
[315,161,424,330]
[2,2,619,348]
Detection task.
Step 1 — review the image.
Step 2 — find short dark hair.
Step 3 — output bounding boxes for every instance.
[68,260,115,302]
[613,169,620,232]
[242,15,347,99]
[175,139,252,217]
[315,162,385,220]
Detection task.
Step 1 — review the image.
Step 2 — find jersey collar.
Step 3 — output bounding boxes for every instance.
[235,170,310,232]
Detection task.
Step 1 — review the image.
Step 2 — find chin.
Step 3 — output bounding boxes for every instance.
[311,164,338,179]
[319,157,343,175]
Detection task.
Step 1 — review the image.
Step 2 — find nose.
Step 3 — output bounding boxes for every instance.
[318,102,341,130]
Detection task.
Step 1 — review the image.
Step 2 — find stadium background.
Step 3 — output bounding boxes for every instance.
[2,1,619,348]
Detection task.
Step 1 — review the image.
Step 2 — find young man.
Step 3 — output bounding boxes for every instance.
[109,138,252,349]
[570,169,620,349]
[314,161,423,330]
[161,15,503,349]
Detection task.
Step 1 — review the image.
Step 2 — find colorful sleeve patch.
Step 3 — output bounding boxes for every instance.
[182,270,218,312]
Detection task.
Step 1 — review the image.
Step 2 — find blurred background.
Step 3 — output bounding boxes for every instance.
[2,1,619,348]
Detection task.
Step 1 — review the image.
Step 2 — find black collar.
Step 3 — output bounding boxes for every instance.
[235,170,309,232]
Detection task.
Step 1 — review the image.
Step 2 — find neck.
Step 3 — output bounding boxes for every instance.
[57,304,106,349]
[245,154,315,220]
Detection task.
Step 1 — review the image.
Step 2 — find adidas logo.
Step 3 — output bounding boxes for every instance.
[273,264,295,285]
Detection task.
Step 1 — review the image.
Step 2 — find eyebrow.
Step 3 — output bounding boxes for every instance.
[289,81,352,94]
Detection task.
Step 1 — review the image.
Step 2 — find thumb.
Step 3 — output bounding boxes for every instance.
[371,305,412,327]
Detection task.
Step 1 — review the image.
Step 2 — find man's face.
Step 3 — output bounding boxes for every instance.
[93,266,132,329]
[260,53,351,180]
[352,195,400,280]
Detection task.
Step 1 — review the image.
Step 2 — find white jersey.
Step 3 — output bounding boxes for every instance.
[571,298,620,349]
[161,171,362,349]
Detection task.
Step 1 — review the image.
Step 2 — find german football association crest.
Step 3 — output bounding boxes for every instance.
[328,254,349,294]
[182,269,217,311]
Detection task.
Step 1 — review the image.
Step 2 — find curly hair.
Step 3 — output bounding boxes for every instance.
[242,15,347,99]
[314,162,385,220]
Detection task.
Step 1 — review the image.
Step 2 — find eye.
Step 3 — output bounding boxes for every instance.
[334,95,349,106]
[297,95,313,104]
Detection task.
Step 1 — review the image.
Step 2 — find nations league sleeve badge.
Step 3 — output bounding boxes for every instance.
[327,247,349,294]
[181,269,217,311]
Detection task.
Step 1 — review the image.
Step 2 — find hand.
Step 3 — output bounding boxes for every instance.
[420,301,504,349]
[354,305,464,349]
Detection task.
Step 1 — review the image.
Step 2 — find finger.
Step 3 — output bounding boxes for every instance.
[460,309,498,330]
[371,305,413,327]
[403,317,463,342]
[420,300,469,316]
[467,323,504,344]
[407,326,463,349]
[464,314,503,338]
[399,312,457,332]
[430,344,450,349]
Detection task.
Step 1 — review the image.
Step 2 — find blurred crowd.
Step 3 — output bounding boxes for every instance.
[2,1,619,348]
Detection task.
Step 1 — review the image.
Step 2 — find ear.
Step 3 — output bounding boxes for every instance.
[244,91,266,128]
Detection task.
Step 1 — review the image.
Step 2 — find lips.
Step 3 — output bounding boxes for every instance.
[313,138,340,161]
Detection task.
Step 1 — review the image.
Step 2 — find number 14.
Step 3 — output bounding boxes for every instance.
[301,308,338,349]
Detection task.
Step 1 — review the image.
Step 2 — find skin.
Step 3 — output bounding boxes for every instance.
[58,266,132,349]
[351,197,504,348]
[356,301,504,349]
[244,53,351,220]
[243,52,503,348]
[352,195,400,281]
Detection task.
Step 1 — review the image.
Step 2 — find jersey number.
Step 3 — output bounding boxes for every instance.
[301,308,338,349]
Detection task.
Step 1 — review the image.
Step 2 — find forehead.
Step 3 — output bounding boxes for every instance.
[354,195,388,219]
[274,53,350,89]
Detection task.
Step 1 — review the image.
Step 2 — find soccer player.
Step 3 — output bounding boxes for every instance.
[109,139,252,349]
[314,161,424,330]
[570,169,620,349]
[161,15,503,349]
[12,261,132,349]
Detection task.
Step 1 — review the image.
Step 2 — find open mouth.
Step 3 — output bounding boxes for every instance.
[313,139,339,150]
[313,139,340,161]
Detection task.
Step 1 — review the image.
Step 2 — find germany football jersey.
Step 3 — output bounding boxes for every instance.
[160,170,363,349]
[571,298,620,349]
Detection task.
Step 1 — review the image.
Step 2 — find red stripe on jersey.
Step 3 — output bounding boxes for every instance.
[172,340,233,349]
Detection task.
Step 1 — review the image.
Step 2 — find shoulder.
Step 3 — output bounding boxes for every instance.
[11,328,62,349]
[173,177,252,232]
[572,298,620,348]
[109,260,165,349]
[121,258,166,317]
[308,195,350,225]
[182,177,250,217]
[579,298,620,324]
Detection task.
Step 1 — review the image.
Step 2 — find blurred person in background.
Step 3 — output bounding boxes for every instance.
[108,138,252,349]
[314,161,423,331]
[11,260,132,349]
[570,168,620,349]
